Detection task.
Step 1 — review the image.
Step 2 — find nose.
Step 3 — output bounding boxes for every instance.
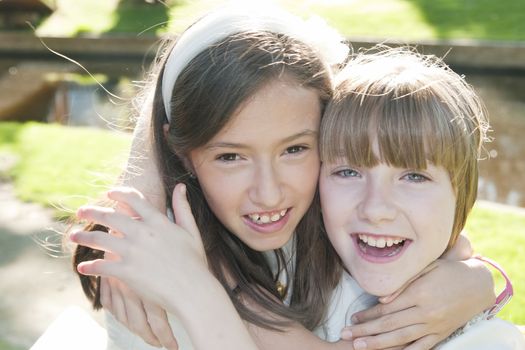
[249,160,285,209]
[357,177,397,224]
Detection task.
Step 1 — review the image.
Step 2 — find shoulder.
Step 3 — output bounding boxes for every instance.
[436,318,525,350]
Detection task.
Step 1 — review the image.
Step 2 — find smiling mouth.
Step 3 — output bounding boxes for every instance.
[245,209,288,225]
[355,234,409,258]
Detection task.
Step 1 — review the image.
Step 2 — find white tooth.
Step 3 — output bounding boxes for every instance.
[386,238,394,247]
[367,236,377,247]
[260,215,270,223]
[270,214,280,222]
[359,234,368,243]
[280,209,287,216]
[249,214,260,221]
[376,238,386,248]
[393,239,399,244]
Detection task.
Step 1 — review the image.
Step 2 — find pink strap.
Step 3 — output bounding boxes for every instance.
[474,255,513,318]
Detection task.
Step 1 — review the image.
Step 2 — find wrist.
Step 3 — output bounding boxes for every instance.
[169,273,257,350]
[472,255,513,318]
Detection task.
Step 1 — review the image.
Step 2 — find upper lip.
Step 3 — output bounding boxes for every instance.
[352,232,410,241]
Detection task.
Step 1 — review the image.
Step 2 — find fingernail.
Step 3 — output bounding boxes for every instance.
[76,206,88,217]
[354,339,367,350]
[76,264,85,274]
[351,314,359,323]
[69,231,79,241]
[340,329,352,340]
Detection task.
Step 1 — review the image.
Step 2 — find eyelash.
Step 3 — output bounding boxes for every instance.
[216,153,241,162]
[334,168,360,178]
[403,172,430,182]
[331,168,431,183]
[284,145,309,155]
[215,145,308,163]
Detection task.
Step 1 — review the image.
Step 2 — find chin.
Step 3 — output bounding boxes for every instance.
[247,234,293,252]
[355,275,405,297]
[361,284,394,297]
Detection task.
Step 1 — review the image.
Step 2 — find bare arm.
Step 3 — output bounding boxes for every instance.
[441,232,474,261]
[73,186,355,350]
[102,96,176,348]
[118,97,166,211]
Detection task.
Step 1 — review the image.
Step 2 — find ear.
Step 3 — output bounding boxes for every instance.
[164,123,196,176]
[182,156,196,176]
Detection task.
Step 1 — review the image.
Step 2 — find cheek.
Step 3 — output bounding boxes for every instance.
[291,155,320,199]
[319,179,345,231]
[195,169,239,220]
[438,188,457,235]
[420,192,457,253]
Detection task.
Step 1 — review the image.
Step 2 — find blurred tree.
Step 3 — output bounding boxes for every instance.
[0,0,52,29]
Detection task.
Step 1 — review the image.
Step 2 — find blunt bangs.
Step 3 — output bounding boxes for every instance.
[320,46,491,246]
[321,51,488,187]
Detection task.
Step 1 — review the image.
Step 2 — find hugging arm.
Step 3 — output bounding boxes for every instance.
[118,101,166,211]
[341,233,496,350]
[72,187,356,350]
[100,107,179,348]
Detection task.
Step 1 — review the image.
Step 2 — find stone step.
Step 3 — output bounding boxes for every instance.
[0,62,71,121]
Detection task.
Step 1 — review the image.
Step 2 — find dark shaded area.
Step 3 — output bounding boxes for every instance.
[407,0,525,40]
[0,228,32,266]
[454,65,525,106]
[0,0,53,30]
[0,80,57,122]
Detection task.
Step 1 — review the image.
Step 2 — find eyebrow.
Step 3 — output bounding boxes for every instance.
[204,129,318,150]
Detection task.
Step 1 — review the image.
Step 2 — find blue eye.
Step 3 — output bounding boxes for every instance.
[404,172,429,182]
[335,168,360,178]
[217,153,240,162]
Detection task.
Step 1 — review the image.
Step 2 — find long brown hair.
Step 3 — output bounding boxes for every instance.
[320,46,490,250]
[74,30,342,330]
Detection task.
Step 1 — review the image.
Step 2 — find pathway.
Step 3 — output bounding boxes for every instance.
[0,181,103,350]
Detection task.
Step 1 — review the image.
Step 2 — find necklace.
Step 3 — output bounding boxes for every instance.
[276,281,286,299]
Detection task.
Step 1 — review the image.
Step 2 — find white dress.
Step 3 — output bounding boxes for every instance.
[104,269,374,349]
[105,311,193,350]
[105,261,524,350]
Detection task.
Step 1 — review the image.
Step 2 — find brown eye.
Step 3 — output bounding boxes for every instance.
[285,145,307,154]
[217,153,240,162]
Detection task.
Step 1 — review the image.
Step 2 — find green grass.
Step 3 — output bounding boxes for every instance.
[37,0,171,36]
[0,122,131,219]
[466,205,525,325]
[34,0,525,41]
[305,0,525,41]
[0,339,24,350]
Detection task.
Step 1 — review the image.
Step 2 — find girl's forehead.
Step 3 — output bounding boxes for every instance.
[204,81,321,148]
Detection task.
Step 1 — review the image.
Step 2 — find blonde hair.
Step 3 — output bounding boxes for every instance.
[320,46,490,249]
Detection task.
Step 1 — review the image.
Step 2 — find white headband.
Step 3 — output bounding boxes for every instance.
[161,5,349,119]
